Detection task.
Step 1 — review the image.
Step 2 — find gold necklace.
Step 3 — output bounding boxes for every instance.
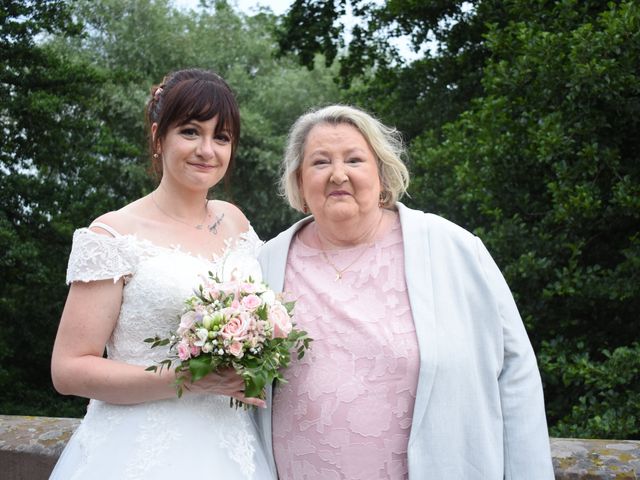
[317,211,384,281]
[320,244,373,281]
[151,192,211,230]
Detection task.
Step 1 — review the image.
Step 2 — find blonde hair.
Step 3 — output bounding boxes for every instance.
[280,105,410,212]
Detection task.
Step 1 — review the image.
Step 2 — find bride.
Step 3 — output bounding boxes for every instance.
[50,69,275,479]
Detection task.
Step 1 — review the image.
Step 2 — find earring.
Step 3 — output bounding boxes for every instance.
[303,202,309,214]
[378,191,385,208]
[153,153,159,159]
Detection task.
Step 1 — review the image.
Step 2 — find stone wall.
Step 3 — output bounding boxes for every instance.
[1,415,638,479]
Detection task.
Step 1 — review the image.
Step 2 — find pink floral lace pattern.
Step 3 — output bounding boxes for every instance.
[273,215,420,480]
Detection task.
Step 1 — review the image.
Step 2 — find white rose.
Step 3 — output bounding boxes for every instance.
[194,328,209,347]
[260,289,276,306]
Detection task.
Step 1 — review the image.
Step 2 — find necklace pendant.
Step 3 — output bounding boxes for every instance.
[335,272,342,281]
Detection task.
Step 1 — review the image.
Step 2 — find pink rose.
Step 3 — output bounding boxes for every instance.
[269,303,292,338]
[220,314,251,342]
[240,282,257,294]
[228,341,244,358]
[241,294,262,311]
[177,340,191,361]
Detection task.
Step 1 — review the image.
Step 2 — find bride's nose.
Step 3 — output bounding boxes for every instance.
[196,137,215,160]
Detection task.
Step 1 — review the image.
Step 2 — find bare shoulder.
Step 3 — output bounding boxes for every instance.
[89,198,148,237]
[210,200,250,236]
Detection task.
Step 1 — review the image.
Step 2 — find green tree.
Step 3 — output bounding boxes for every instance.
[0,0,147,415]
[277,0,506,138]
[410,0,640,438]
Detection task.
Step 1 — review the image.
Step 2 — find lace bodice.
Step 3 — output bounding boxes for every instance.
[52,225,274,480]
[66,226,263,365]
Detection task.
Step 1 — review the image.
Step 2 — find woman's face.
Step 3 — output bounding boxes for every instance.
[299,122,381,224]
[154,115,232,192]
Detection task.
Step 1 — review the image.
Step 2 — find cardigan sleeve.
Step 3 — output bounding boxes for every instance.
[475,237,555,479]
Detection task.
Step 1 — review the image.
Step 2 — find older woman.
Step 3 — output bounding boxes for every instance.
[257,105,554,479]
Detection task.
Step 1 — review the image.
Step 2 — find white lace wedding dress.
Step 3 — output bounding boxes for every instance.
[49,223,276,480]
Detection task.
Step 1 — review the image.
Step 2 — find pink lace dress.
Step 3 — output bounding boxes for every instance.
[273,215,420,480]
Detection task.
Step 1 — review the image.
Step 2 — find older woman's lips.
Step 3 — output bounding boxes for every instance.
[329,190,350,196]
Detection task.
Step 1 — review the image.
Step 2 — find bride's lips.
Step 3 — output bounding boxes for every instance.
[188,162,216,170]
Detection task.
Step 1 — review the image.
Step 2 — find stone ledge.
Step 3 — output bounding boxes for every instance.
[1,415,639,479]
[0,415,79,480]
[551,438,640,479]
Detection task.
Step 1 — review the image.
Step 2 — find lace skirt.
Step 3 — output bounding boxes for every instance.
[49,395,275,480]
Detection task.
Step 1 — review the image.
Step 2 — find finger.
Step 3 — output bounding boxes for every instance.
[231,392,266,408]
[240,396,266,408]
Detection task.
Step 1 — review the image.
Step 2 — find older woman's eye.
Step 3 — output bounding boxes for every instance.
[347,157,363,164]
[311,158,330,166]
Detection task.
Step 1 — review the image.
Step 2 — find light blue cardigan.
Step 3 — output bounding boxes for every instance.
[256,203,554,479]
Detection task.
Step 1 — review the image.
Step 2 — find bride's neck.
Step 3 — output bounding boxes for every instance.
[153,182,208,219]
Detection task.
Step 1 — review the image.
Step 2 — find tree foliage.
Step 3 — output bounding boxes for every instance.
[409,0,640,438]
[1,0,340,417]
[0,0,131,416]
[277,0,502,138]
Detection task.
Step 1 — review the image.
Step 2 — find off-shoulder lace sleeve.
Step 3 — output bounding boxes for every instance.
[66,228,137,284]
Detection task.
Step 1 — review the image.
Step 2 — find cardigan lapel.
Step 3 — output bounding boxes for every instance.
[260,216,313,293]
[397,203,438,443]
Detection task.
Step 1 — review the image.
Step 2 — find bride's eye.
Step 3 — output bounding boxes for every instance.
[180,127,198,137]
[215,132,231,144]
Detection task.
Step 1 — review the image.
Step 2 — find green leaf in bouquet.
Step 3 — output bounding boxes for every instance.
[174,375,187,398]
[144,335,171,348]
[242,368,269,398]
[241,356,263,369]
[256,304,268,321]
[188,356,213,382]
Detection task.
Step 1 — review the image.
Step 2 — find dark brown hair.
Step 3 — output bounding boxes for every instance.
[146,69,240,184]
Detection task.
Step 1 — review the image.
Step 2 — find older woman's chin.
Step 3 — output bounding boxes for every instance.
[319,200,373,218]
[317,208,361,224]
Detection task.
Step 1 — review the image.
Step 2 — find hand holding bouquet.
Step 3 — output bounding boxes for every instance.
[145,272,311,406]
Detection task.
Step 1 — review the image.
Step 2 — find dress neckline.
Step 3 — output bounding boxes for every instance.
[78,225,258,264]
[294,214,401,255]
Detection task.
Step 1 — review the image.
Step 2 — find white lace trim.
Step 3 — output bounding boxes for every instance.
[66,227,263,285]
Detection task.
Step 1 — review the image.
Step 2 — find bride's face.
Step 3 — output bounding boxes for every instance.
[153,115,232,192]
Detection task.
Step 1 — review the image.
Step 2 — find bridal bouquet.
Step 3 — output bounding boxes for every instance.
[145,272,311,404]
